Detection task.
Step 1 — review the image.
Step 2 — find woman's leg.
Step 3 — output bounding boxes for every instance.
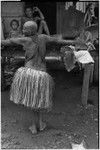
[29,111,46,133]
[29,111,38,134]
[38,111,46,131]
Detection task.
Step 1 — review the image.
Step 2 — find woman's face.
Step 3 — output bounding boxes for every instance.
[23,25,30,36]
[25,8,33,18]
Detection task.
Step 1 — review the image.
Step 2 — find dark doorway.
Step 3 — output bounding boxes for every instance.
[25,2,57,34]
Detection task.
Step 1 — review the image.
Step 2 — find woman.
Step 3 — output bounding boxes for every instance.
[2,21,71,134]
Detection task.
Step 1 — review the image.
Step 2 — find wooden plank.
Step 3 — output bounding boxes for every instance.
[89,64,94,83]
[1,2,24,17]
[81,63,94,106]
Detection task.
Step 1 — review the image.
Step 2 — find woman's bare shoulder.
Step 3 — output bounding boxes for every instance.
[17,36,32,42]
[38,34,49,41]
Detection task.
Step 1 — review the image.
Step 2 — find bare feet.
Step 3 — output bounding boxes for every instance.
[39,121,47,131]
[29,124,37,134]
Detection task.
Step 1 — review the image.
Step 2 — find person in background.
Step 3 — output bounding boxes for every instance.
[5,19,22,83]
[21,6,50,35]
[21,7,34,29]
[84,3,97,27]
[8,19,22,38]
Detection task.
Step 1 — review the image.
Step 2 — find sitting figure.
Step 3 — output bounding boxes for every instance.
[8,19,22,38]
[21,6,50,35]
[21,7,34,29]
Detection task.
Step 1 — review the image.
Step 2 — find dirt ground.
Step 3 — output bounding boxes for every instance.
[1,70,99,149]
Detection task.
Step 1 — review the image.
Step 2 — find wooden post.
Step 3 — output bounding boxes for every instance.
[81,63,94,106]
[90,64,94,83]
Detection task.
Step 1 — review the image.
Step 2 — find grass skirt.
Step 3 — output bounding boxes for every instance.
[10,67,54,111]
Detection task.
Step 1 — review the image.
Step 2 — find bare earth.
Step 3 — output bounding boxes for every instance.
[1,70,99,149]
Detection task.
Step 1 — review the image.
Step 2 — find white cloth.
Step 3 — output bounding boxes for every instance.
[74,50,94,64]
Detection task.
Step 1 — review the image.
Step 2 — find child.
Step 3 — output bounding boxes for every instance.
[9,19,22,38]
[2,21,74,134]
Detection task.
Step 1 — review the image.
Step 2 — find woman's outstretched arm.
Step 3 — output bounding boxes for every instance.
[44,34,88,50]
[1,37,30,47]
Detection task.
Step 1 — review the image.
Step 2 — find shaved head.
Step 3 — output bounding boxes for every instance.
[24,21,37,29]
[23,21,38,36]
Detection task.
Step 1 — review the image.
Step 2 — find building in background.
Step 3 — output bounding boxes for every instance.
[1,1,99,38]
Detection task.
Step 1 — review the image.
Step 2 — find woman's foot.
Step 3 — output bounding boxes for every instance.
[29,124,37,134]
[39,121,47,131]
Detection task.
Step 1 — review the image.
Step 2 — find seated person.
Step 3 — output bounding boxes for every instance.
[21,6,50,35]
[21,7,34,29]
[8,19,22,38]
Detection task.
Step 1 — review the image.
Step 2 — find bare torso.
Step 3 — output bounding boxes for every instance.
[2,33,76,71]
[23,34,47,72]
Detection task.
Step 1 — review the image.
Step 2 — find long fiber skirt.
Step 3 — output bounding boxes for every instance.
[10,67,54,111]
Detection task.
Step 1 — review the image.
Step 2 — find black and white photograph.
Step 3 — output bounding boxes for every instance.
[1,0,99,149]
